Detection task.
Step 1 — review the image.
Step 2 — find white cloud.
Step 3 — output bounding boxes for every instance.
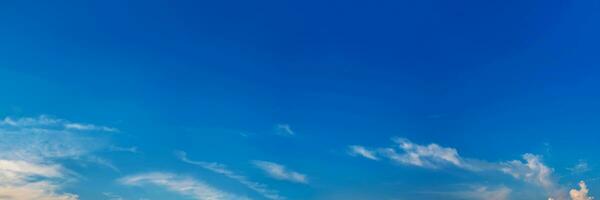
[0,182,79,200]
[252,161,307,184]
[1,115,117,133]
[275,124,294,136]
[64,123,118,132]
[501,154,554,190]
[0,115,117,200]
[370,138,468,169]
[570,181,593,200]
[348,145,378,160]
[348,137,593,199]
[392,137,462,167]
[0,159,78,200]
[175,151,284,200]
[119,172,249,200]
[0,115,61,127]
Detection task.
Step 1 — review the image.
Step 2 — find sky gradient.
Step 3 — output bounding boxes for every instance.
[1,0,600,199]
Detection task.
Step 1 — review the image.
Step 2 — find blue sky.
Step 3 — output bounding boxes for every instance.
[1,0,600,199]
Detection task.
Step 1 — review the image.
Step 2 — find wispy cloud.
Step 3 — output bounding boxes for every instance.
[175,151,284,200]
[383,137,465,169]
[64,122,118,132]
[85,155,120,172]
[1,115,118,132]
[348,145,379,160]
[428,185,511,200]
[459,186,511,200]
[0,115,117,200]
[275,124,294,136]
[349,137,593,199]
[350,138,469,169]
[252,161,308,184]
[568,160,591,174]
[500,154,554,190]
[109,145,140,154]
[103,192,125,200]
[119,172,249,200]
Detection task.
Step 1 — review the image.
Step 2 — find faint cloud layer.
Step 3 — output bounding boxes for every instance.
[275,124,294,136]
[455,186,511,200]
[109,146,140,154]
[2,115,118,133]
[568,161,591,174]
[0,115,117,200]
[103,192,125,200]
[119,172,249,200]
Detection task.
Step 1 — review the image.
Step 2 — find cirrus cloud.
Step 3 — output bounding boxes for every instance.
[252,161,307,184]
[0,115,117,200]
[119,172,249,200]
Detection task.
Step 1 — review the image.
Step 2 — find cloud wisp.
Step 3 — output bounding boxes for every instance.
[252,161,308,184]
[119,172,249,200]
[348,145,379,160]
[275,124,294,136]
[1,115,118,133]
[175,151,285,200]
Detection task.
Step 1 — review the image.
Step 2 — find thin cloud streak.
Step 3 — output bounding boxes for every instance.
[348,145,379,160]
[252,161,308,184]
[119,172,249,200]
[175,151,285,200]
[275,124,294,136]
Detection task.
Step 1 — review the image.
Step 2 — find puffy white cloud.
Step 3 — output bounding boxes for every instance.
[570,181,593,200]
[119,172,249,200]
[175,151,284,200]
[348,145,379,160]
[252,161,308,184]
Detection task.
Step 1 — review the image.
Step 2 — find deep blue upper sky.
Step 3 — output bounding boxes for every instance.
[1,0,600,200]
